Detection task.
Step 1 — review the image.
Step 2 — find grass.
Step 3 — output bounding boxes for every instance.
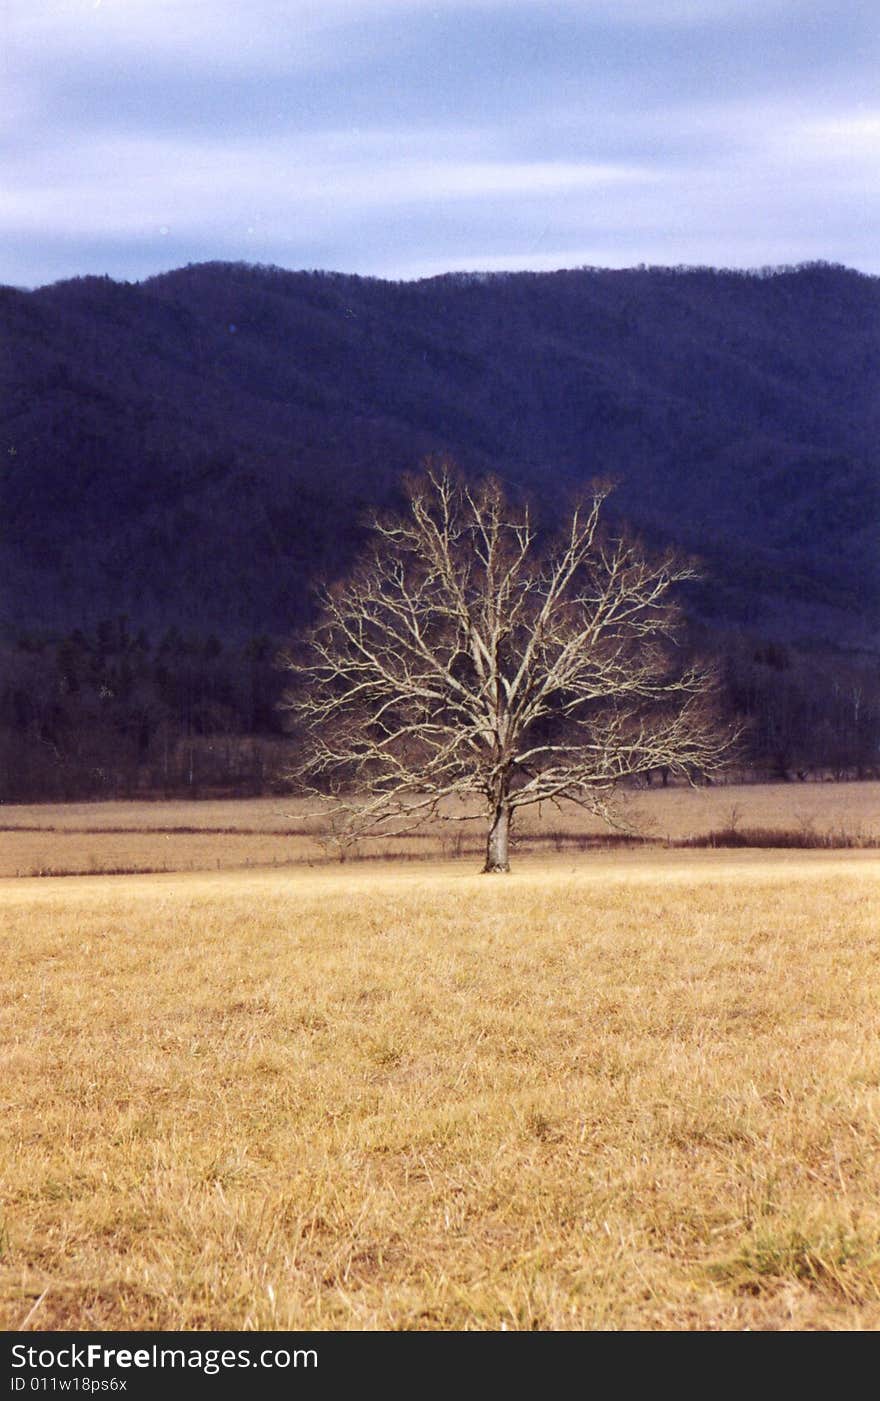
[2,846,880,1330]
[1,780,879,878]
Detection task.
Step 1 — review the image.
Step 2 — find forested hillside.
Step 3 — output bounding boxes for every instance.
[1,259,877,798]
[2,259,877,637]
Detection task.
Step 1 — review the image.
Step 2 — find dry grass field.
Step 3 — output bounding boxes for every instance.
[2,791,880,1330]
[1,780,878,878]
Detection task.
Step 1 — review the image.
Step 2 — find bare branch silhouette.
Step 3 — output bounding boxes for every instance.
[280,462,738,871]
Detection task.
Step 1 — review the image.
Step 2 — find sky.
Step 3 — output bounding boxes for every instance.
[3,0,879,288]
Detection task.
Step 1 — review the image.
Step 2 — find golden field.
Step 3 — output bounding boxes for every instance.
[2,787,880,1331]
[1,779,878,878]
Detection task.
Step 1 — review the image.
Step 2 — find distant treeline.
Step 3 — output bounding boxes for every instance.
[1,618,877,802]
[0,619,284,802]
[723,638,879,783]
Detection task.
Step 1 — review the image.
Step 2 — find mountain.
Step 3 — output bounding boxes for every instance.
[1,259,877,646]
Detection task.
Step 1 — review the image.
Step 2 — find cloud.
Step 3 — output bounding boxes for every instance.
[790,112,880,165]
[3,0,878,284]
[1,121,660,236]
[9,1,335,73]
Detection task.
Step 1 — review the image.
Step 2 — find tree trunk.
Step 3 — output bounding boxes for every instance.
[483,803,511,873]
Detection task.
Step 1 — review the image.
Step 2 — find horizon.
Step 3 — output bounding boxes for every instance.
[11,254,878,298]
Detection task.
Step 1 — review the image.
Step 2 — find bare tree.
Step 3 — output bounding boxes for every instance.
[281,464,736,871]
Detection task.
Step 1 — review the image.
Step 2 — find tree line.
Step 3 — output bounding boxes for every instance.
[0,621,284,802]
[1,560,877,809]
[1,629,876,806]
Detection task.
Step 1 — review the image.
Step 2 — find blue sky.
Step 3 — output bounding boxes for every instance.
[4,0,879,287]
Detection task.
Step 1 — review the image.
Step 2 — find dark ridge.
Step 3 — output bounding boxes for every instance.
[2,259,877,644]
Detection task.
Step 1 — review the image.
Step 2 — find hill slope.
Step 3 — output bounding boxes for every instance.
[1,260,877,643]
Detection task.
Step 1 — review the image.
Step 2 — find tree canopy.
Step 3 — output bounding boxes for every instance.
[282,464,737,870]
